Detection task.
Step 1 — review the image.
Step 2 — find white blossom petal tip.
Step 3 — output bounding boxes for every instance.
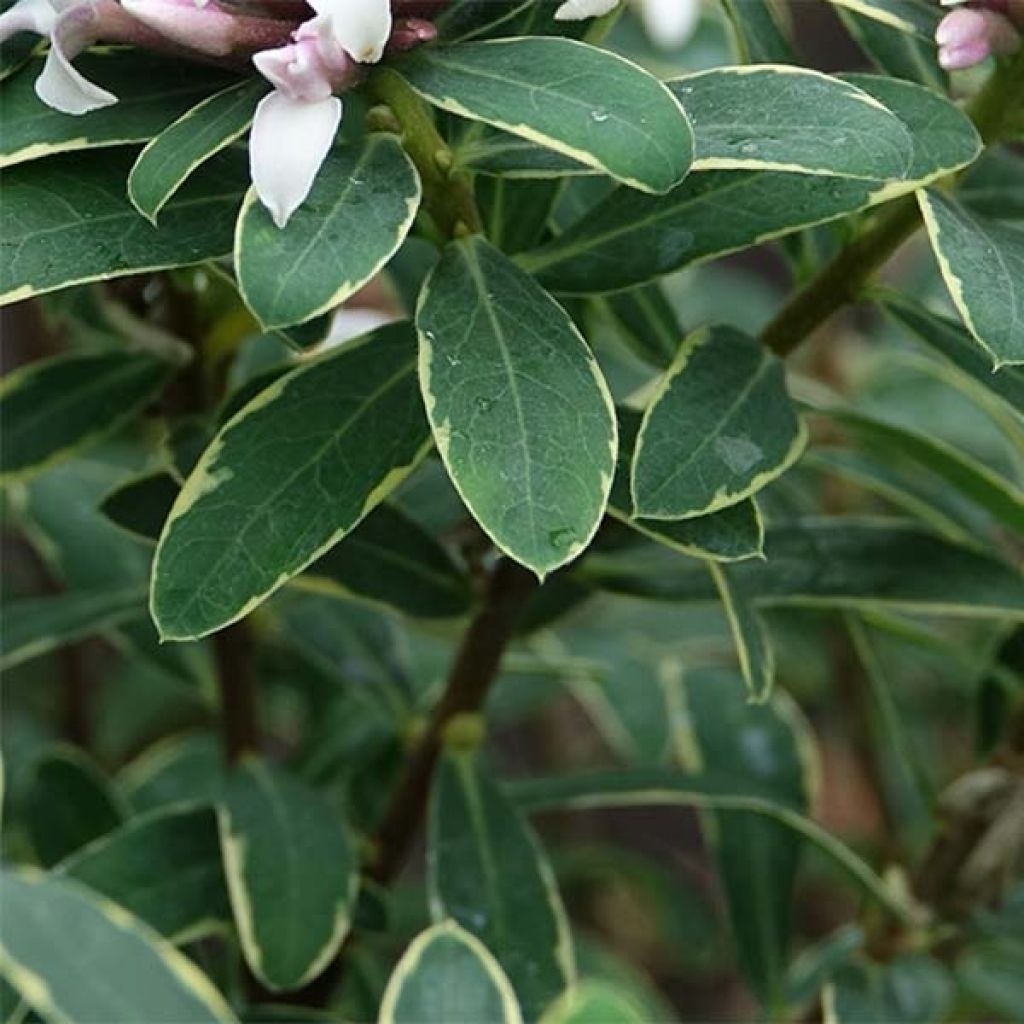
[249,90,342,229]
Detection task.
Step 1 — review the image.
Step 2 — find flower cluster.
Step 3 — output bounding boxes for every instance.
[0,0,699,225]
[936,0,1023,69]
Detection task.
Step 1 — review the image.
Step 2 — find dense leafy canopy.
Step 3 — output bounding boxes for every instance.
[2,0,1023,1022]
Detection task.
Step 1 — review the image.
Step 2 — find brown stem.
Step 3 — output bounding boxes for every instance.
[212,619,260,763]
[368,557,538,884]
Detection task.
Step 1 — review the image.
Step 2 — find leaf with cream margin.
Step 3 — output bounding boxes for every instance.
[395,38,693,194]
[631,325,806,520]
[416,236,616,579]
[0,868,237,1023]
[236,135,422,330]
[151,322,430,641]
[218,758,358,991]
[918,189,1024,367]
[429,750,575,1019]
[380,921,523,1024]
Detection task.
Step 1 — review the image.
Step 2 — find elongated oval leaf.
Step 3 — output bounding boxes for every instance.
[880,297,1024,426]
[300,503,473,620]
[709,562,776,702]
[582,518,1024,619]
[236,135,421,329]
[720,0,797,63]
[521,75,978,294]
[676,66,913,179]
[129,79,268,223]
[100,471,180,544]
[507,768,912,922]
[675,671,815,1007]
[610,410,764,562]
[26,747,125,868]
[61,804,231,944]
[918,189,1024,367]
[417,236,616,578]
[0,352,173,483]
[219,758,358,991]
[0,868,236,1023]
[0,51,237,167]
[0,149,248,305]
[429,751,575,1019]
[380,921,523,1024]
[632,326,806,520]
[540,981,649,1024]
[396,38,693,193]
[151,323,431,641]
[0,586,147,671]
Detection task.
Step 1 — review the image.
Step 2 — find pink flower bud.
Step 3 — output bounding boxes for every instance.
[386,16,437,54]
[935,5,1020,69]
[120,0,294,57]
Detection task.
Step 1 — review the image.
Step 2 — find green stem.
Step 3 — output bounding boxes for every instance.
[367,68,482,240]
[760,48,1024,358]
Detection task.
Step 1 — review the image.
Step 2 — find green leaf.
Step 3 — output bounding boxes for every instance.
[0,51,237,168]
[455,128,592,178]
[60,804,231,944]
[119,734,226,814]
[831,954,953,1023]
[918,189,1024,367]
[508,767,913,923]
[806,398,1024,535]
[0,149,248,305]
[960,148,1024,222]
[129,79,268,223]
[804,447,983,545]
[219,758,358,991]
[880,297,1024,429]
[709,562,776,702]
[632,326,805,520]
[0,352,173,483]
[236,136,421,329]
[151,323,430,641]
[299,503,473,620]
[416,235,616,578]
[830,0,940,38]
[540,981,649,1024]
[429,751,575,1019]
[592,284,682,370]
[0,586,146,671]
[719,0,798,63]
[380,921,523,1024]
[0,868,236,1023]
[100,471,181,544]
[609,410,765,562]
[396,38,693,193]
[521,76,978,294]
[582,518,1024,619]
[677,671,814,1008]
[26,747,125,868]
[676,66,913,180]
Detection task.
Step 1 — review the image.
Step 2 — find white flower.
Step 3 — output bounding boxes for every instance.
[555,0,702,51]
[248,0,391,229]
[0,0,116,114]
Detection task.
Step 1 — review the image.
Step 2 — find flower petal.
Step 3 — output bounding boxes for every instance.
[554,0,620,21]
[35,4,116,114]
[0,0,55,42]
[249,90,342,229]
[309,0,391,62]
[636,0,700,50]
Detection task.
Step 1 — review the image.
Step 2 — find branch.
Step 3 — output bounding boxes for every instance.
[368,557,538,884]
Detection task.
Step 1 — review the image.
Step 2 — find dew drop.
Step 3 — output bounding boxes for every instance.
[548,527,575,549]
[591,108,610,123]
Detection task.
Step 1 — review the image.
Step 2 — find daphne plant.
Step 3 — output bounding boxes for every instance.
[2,1,1024,1022]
